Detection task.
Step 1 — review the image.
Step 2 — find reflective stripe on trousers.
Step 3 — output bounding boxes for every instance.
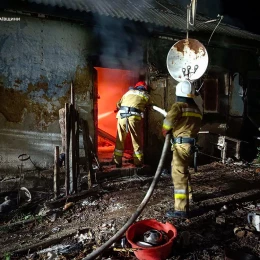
[171,143,193,212]
[113,117,143,165]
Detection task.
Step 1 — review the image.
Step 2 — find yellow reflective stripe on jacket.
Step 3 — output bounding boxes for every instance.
[162,119,173,130]
[182,108,200,113]
[114,149,123,156]
[162,124,172,130]
[163,102,202,139]
[182,112,202,119]
[182,108,202,119]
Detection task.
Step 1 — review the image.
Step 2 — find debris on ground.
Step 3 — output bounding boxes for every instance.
[1,162,260,259]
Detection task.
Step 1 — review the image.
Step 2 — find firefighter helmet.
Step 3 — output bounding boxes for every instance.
[175,80,195,98]
[134,81,147,91]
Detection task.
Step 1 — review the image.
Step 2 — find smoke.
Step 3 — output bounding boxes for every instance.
[92,14,145,69]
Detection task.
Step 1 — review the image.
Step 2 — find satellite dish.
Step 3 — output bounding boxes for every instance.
[166,38,209,82]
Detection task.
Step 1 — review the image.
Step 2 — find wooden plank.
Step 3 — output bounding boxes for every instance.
[69,104,76,194]
[80,118,94,188]
[192,189,260,215]
[71,81,75,105]
[11,227,91,256]
[75,110,80,193]
[45,189,102,209]
[53,146,60,199]
[65,103,70,196]
[58,108,65,154]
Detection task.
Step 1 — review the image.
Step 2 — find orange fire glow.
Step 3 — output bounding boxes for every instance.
[95,67,135,138]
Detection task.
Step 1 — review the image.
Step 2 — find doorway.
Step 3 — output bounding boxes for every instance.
[94,67,137,162]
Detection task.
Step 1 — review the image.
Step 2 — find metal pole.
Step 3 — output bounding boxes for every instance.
[186,5,190,39]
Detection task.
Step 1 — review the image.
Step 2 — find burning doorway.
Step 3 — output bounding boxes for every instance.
[94,67,137,162]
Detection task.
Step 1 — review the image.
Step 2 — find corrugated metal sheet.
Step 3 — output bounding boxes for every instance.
[27,0,260,42]
[195,15,260,41]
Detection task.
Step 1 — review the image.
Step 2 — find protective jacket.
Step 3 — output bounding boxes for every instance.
[162,100,202,138]
[113,88,152,166]
[116,89,151,116]
[162,98,202,213]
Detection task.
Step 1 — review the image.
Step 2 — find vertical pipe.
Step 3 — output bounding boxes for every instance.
[54,146,60,199]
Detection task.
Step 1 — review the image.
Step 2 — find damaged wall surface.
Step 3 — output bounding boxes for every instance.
[146,35,260,165]
[0,12,93,174]
[145,76,176,168]
[1,5,260,172]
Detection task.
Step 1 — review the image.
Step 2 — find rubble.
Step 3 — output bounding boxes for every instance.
[0,162,260,259]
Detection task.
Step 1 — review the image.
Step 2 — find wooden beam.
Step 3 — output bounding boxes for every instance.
[69,104,76,194]
[11,227,91,256]
[53,146,60,199]
[75,110,80,192]
[58,108,65,154]
[71,81,75,105]
[80,119,94,188]
[65,103,70,196]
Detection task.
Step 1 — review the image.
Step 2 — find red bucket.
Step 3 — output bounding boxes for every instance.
[126,219,177,260]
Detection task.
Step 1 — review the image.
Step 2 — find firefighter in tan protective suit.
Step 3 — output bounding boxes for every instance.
[162,80,202,219]
[112,80,152,168]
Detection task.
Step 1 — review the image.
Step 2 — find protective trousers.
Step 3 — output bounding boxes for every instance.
[113,116,143,166]
[171,143,193,212]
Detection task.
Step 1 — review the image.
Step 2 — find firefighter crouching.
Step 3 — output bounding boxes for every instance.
[162,80,202,219]
[112,80,153,168]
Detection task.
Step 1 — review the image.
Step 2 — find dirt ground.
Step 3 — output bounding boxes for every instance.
[1,161,260,260]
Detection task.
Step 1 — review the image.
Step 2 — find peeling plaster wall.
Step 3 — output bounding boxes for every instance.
[0,12,93,174]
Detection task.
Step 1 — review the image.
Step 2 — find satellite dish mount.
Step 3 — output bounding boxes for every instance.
[186,0,197,39]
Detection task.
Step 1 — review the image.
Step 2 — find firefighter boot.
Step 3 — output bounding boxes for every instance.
[165,210,188,219]
[111,158,122,168]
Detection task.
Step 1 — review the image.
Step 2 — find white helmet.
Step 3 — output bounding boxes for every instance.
[175,80,195,98]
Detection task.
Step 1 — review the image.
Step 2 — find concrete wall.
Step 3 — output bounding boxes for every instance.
[0,12,94,174]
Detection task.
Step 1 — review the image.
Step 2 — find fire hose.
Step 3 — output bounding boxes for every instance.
[83,130,171,259]
[152,105,167,117]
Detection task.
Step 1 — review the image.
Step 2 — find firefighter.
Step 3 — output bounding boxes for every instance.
[112,80,152,168]
[162,80,202,218]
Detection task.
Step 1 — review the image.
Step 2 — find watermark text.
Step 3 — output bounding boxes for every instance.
[0,17,20,22]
